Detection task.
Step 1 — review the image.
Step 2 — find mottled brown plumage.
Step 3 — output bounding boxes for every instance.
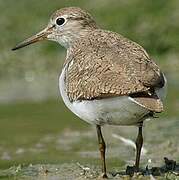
[51,7,97,29]
[64,29,164,112]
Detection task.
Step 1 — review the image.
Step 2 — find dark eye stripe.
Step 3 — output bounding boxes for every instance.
[56,18,65,26]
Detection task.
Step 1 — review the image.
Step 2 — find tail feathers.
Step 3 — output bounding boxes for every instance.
[132,96,163,113]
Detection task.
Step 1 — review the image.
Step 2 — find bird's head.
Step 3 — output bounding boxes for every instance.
[12,7,97,50]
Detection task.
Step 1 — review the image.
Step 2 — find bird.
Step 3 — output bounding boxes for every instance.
[12,7,167,178]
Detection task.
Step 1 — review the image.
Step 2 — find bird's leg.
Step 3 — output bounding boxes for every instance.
[96,125,108,178]
[135,122,143,172]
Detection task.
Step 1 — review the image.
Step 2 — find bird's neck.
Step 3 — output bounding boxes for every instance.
[61,27,99,68]
[63,47,75,68]
[58,27,97,49]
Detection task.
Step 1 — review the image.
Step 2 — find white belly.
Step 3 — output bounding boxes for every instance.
[58,68,152,126]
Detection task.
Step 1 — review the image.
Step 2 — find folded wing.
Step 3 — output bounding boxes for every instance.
[65,30,166,112]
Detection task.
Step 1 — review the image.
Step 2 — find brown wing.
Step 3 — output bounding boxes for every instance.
[65,30,164,112]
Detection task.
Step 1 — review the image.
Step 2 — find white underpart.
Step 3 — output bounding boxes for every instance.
[59,66,166,126]
[155,75,167,102]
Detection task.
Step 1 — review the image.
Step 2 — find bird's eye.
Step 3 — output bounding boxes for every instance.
[56,18,65,26]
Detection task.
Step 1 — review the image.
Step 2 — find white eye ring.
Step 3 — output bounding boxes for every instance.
[55,17,66,26]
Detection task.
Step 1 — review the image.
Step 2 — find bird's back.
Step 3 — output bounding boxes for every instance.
[64,29,166,112]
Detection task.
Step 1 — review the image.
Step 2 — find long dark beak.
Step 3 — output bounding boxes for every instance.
[12,26,54,51]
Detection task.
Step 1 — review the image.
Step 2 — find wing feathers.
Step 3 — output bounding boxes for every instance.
[132,96,163,113]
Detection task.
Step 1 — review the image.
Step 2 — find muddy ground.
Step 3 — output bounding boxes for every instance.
[0,159,178,180]
[0,117,178,179]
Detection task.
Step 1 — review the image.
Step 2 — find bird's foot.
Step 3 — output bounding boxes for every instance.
[100,173,108,178]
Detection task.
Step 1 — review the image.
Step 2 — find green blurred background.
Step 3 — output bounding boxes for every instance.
[0,0,178,171]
